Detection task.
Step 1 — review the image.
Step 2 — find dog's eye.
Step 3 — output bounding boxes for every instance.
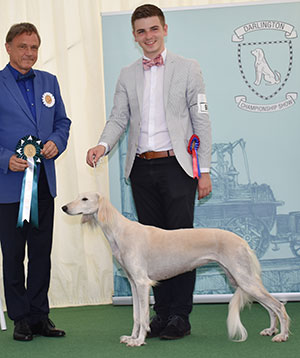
[82,197,88,201]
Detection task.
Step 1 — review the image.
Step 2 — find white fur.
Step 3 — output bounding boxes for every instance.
[62,192,290,347]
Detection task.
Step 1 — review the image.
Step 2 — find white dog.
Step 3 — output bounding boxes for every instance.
[62,192,290,347]
[251,48,281,86]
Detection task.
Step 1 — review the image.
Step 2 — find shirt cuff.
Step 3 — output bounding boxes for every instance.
[98,142,109,155]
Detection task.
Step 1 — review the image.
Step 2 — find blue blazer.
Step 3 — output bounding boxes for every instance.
[0,65,71,203]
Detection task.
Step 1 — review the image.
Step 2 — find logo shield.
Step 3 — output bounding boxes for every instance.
[238,40,292,100]
[232,20,298,112]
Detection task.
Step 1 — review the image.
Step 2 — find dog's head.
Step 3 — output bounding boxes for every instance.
[62,192,100,224]
[251,48,263,59]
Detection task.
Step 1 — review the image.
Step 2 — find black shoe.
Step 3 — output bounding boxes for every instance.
[147,315,168,338]
[160,315,191,340]
[13,319,33,341]
[31,318,65,337]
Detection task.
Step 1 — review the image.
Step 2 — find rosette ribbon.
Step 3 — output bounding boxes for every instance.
[15,135,43,228]
[187,135,201,179]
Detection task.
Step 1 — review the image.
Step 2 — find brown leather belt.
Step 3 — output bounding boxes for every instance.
[137,149,175,160]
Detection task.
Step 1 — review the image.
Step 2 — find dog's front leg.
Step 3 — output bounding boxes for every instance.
[120,277,141,346]
[134,281,151,346]
[120,280,150,347]
[254,68,262,86]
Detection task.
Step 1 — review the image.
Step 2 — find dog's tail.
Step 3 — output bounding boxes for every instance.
[227,287,251,342]
[227,247,260,342]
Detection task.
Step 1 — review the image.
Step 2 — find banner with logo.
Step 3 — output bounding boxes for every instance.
[101,0,300,303]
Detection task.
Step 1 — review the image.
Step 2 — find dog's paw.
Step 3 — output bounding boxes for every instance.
[260,327,278,336]
[120,335,132,344]
[272,333,288,342]
[120,335,146,347]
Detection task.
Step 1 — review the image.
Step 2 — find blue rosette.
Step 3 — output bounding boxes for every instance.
[15,135,43,228]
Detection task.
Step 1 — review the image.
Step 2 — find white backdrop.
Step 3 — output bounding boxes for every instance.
[0,0,265,311]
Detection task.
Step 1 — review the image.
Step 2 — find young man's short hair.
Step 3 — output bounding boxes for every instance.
[131,4,165,29]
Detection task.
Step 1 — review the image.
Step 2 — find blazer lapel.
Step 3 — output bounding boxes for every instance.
[2,67,36,125]
[135,59,144,119]
[163,51,176,112]
[134,52,176,117]
[34,71,42,127]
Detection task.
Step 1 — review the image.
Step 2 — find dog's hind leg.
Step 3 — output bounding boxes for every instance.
[222,244,289,343]
[229,259,289,342]
[237,281,289,342]
[255,290,289,342]
[259,302,279,337]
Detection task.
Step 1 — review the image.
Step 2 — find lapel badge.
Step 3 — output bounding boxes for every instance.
[42,92,55,108]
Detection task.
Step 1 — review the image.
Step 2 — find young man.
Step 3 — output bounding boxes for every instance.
[87,4,212,340]
[0,23,71,341]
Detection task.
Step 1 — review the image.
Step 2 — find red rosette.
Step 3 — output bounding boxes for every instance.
[187,135,201,179]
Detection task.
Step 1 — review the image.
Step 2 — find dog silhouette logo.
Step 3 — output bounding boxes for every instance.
[232,20,298,112]
[251,48,281,86]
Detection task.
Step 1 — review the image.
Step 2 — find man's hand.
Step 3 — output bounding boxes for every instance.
[86,145,106,167]
[197,173,212,200]
[9,155,28,172]
[41,140,58,159]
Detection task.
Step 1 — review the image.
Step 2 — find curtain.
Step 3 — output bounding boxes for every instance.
[0,0,112,309]
[0,0,261,310]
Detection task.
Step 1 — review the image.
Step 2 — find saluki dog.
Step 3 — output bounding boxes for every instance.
[62,192,290,347]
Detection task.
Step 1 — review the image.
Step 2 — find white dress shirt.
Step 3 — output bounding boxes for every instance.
[136,49,172,154]
[100,49,173,155]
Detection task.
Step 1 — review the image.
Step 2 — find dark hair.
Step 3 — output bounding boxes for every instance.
[6,22,41,45]
[131,4,165,29]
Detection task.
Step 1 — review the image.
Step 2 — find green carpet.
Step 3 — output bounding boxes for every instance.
[0,302,299,358]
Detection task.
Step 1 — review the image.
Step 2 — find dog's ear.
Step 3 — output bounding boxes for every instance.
[97,196,112,223]
[97,196,105,223]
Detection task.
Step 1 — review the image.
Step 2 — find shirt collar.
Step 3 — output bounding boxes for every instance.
[143,48,167,62]
[7,63,35,81]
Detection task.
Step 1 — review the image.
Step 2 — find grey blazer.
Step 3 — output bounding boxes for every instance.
[100,51,212,179]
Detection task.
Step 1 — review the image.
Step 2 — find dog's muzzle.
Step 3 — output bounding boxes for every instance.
[61,205,68,212]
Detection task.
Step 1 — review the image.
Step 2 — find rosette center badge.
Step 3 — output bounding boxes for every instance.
[42,92,55,108]
[16,135,43,163]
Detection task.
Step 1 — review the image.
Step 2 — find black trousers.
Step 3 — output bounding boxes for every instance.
[130,156,198,320]
[0,164,54,324]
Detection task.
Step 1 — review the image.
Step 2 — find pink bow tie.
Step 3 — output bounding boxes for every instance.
[143,54,164,70]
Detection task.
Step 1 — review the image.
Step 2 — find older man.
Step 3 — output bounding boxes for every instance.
[0,23,71,341]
